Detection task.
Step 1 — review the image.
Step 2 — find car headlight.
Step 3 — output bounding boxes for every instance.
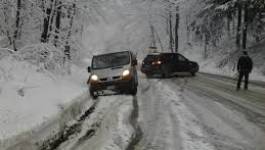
[122,70,130,76]
[91,74,99,81]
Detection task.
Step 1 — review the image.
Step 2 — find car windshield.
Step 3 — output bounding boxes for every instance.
[92,51,130,69]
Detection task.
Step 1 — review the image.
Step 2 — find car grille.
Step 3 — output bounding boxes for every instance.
[100,78,107,81]
[100,76,121,82]
[113,76,121,80]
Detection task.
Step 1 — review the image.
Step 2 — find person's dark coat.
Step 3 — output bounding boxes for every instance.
[237,55,253,73]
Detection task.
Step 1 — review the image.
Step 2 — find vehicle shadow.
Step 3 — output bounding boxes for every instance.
[175,74,195,78]
[126,96,143,150]
[94,92,136,98]
[145,74,195,79]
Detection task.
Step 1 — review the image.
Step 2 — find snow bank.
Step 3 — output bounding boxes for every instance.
[86,96,134,150]
[57,96,134,150]
[196,57,265,82]
[0,52,88,141]
[182,44,265,82]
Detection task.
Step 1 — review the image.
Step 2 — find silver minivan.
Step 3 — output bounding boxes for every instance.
[87,51,138,99]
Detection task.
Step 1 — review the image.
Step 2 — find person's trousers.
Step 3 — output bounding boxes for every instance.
[237,72,249,90]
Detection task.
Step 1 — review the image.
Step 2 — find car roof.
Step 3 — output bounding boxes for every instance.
[148,52,180,56]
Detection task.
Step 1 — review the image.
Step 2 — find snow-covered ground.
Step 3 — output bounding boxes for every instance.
[2,67,265,150]
[57,95,134,150]
[182,46,265,82]
[135,73,265,150]
[1,0,265,149]
[0,55,89,142]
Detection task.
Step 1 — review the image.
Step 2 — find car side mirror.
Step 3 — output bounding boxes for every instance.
[132,59,138,66]
[87,66,91,73]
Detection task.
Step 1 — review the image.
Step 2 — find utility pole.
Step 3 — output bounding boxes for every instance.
[175,6,179,52]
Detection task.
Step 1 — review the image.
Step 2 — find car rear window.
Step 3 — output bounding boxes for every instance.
[144,54,161,62]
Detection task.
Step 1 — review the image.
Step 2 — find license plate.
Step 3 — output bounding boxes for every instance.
[107,85,115,90]
[144,65,151,68]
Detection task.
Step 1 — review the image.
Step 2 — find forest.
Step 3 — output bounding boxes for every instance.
[0,0,265,72]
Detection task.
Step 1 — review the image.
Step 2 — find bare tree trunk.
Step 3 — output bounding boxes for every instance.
[64,3,76,61]
[54,0,62,46]
[175,6,179,52]
[150,23,156,48]
[227,18,230,36]
[204,33,209,59]
[169,11,173,53]
[3,5,12,46]
[242,3,248,49]
[13,0,21,51]
[47,0,56,41]
[154,27,164,52]
[236,2,242,49]
[232,14,236,35]
[41,0,54,43]
[185,15,191,45]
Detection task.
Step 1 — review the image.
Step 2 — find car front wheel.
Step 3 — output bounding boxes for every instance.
[146,74,152,78]
[89,89,98,99]
[129,80,137,96]
[161,65,170,78]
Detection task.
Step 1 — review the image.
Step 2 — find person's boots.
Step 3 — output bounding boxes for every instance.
[237,82,241,91]
[244,85,248,90]
[244,79,249,90]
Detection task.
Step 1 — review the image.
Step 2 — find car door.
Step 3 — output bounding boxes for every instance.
[176,54,188,72]
[163,54,175,73]
[169,53,178,72]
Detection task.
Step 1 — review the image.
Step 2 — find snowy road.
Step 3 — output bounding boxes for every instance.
[4,73,265,150]
[133,73,265,150]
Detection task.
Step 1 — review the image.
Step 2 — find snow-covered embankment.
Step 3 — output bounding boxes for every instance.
[0,45,90,149]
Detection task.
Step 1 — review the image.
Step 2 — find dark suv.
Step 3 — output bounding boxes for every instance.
[141,53,199,78]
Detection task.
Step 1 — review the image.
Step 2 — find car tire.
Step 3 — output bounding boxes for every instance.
[90,89,98,99]
[129,80,137,96]
[131,87,137,96]
[191,72,196,76]
[161,66,170,78]
[146,74,152,78]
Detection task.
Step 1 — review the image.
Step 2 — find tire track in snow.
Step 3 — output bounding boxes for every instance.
[135,78,215,150]
[136,79,170,150]
[126,96,143,150]
[162,82,215,150]
[168,74,265,150]
[38,100,99,150]
[3,93,94,150]
[186,74,265,129]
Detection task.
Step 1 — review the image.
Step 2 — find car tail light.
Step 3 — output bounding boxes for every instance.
[152,61,162,65]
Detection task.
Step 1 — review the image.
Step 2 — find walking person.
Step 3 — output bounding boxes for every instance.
[237,51,253,90]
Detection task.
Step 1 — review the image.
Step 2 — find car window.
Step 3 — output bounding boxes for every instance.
[161,54,174,62]
[132,53,137,61]
[178,54,186,62]
[144,55,160,62]
[92,51,130,69]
